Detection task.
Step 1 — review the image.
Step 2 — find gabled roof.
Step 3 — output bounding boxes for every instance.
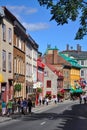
[59,53,81,69]
[45,63,63,78]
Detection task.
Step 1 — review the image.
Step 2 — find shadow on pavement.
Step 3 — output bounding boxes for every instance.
[17,103,87,130]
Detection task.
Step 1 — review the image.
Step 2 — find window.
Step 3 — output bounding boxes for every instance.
[2,24,6,41]
[8,53,12,72]
[14,58,16,73]
[2,50,6,71]
[26,63,29,77]
[8,28,12,44]
[47,80,51,88]
[81,70,84,77]
[18,38,22,49]
[81,60,84,65]
[44,71,48,77]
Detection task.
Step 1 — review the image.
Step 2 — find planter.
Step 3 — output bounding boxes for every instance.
[14,83,21,92]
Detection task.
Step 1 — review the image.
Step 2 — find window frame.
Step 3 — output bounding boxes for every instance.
[2,50,6,71]
[46,80,51,88]
[8,28,12,44]
[8,52,12,73]
[2,24,6,41]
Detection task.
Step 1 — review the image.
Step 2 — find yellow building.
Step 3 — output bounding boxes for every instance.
[71,68,80,87]
[60,53,81,88]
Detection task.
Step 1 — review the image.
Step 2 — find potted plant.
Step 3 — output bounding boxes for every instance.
[37,87,42,93]
[14,83,21,92]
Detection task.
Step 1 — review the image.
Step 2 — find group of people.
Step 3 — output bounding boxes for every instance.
[38,97,49,106]
[0,97,33,116]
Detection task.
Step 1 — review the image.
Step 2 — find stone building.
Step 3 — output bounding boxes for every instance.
[0,7,14,102]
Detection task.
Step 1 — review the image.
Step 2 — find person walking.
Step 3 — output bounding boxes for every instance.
[42,98,45,105]
[22,98,27,115]
[1,100,6,116]
[17,98,21,114]
[20,98,24,114]
[54,96,58,104]
[6,99,13,116]
[46,97,49,105]
[27,98,32,114]
[79,94,82,104]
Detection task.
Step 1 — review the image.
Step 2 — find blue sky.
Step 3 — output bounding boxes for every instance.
[0,0,87,54]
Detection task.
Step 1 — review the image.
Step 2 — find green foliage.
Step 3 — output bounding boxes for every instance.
[45,94,51,99]
[38,0,87,39]
[37,87,42,93]
[14,83,21,92]
[57,92,64,98]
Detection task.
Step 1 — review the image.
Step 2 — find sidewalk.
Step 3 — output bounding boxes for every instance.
[0,116,12,123]
[0,99,74,123]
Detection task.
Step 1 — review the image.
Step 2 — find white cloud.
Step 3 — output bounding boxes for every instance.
[6,5,49,31]
[22,22,49,31]
[7,5,37,15]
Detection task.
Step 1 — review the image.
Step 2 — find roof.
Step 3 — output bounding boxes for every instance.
[59,53,81,69]
[2,6,26,31]
[46,63,63,78]
[57,55,71,67]
[61,50,87,60]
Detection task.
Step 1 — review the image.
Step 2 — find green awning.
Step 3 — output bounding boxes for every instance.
[70,88,83,93]
[75,88,83,93]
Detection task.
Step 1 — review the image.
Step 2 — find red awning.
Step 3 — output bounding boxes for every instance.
[59,89,65,93]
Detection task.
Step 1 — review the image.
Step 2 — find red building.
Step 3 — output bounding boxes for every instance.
[36,58,45,105]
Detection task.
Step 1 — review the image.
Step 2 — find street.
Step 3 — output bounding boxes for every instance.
[0,100,87,130]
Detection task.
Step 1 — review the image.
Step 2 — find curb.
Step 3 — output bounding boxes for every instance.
[0,117,12,123]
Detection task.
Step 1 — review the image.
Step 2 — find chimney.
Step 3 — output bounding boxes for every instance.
[77,44,81,52]
[53,48,58,64]
[79,45,81,51]
[66,44,69,51]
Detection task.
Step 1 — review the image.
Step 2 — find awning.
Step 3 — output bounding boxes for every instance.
[75,88,83,93]
[0,73,4,83]
[70,88,83,93]
[59,89,65,93]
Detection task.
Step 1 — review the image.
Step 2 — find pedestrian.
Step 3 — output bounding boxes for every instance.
[83,96,86,104]
[22,98,27,115]
[20,98,24,114]
[42,98,45,105]
[12,99,17,114]
[79,94,82,104]
[27,98,32,114]
[46,97,49,105]
[6,99,13,116]
[54,96,58,104]
[57,94,60,102]
[17,98,21,113]
[39,99,42,105]
[1,100,6,116]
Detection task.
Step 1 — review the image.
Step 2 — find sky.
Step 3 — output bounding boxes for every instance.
[0,0,87,54]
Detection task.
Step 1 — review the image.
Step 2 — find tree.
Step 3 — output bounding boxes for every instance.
[38,0,87,39]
